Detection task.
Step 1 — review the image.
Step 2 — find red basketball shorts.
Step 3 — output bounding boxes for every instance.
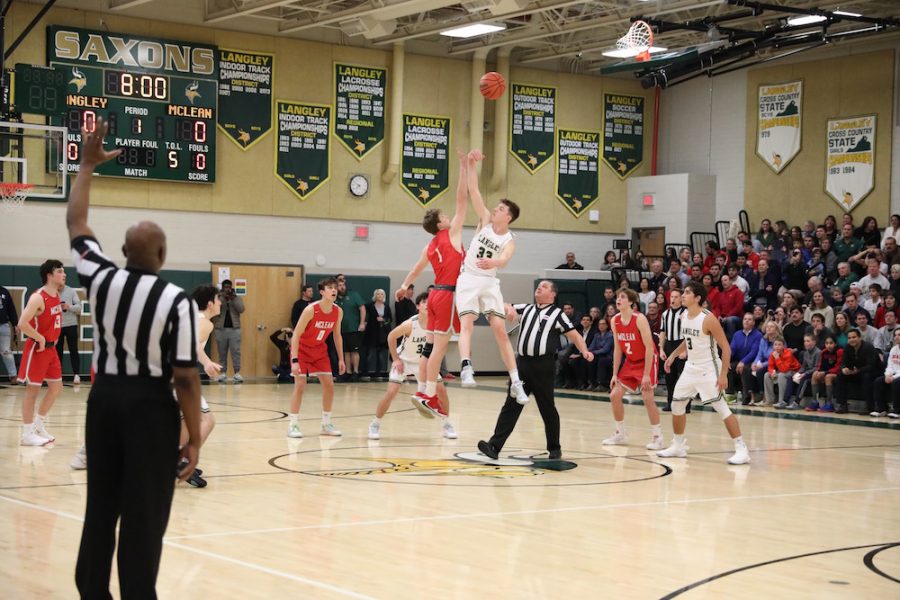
[296,344,332,377]
[616,358,658,392]
[18,340,62,385]
[427,289,460,335]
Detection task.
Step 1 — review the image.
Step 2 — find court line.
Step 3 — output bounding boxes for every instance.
[0,493,377,600]
[164,485,900,541]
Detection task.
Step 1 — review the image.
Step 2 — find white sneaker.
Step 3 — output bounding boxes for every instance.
[728,443,751,465]
[70,445,87,470]
[20,431,50,446]
[460,366,477,388]
[232,373,244,383]
[73,375,81,385]
[215,375,226,383]
[870,411,887,417]
[442,421,458,439]
[368,420,381,440]
[602,431,628,446]
[287,422,303,438]
[645,434,665,451]
[34,419,55,443]
[510,380,529,405]
[888,412,900,419]
[320,423,342,436]
[656,439,689,458]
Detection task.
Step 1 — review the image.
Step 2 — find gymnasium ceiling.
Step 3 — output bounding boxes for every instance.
[16,0,900,76]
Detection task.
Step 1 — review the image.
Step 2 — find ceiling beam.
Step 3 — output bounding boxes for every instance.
[278,0,463,34]
[205,0,304,24]
[110,0,157,8]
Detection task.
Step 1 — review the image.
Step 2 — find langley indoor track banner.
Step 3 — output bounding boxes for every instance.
[218,48,273,150]
[826,114,876,212]
[556,128,600,218]
[275,100,331,200]
[401,113,450,206]
[334,63,386,160]
[510,83,556,173]
[757,81,802,173]
[602,93,644,179]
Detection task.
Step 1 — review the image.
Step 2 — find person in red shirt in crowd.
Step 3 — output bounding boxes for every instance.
[716,274,746,339]
[765,338,802,408]
[703,274,720,314]
[702,240,724,274]
[741,239,761,270]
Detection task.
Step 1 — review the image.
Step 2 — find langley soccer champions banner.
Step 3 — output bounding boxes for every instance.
[602,93,644,178]
[218,49,273,150]
[510,83,556,173]
[334,63,386,159]
[275,100,331,200]
[556,128,600,217]
[826,115,876,212]
[757,81,802,173]
[401,113,450,206]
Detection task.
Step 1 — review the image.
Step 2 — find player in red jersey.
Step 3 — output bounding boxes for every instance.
[603,288,664,450]
[17,259,67,446]
[395,150,469,419]
[288,277,345,438]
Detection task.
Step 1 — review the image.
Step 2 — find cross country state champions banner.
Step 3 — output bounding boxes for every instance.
[826,114,876,212]
[218,49,273,150]
[556,128,599,218]
[334,63,386,159]
[510,83,555,173]
[602,93,644,178]
[401,113,450,206]
[275,100,331,200]
[757,81,802,173]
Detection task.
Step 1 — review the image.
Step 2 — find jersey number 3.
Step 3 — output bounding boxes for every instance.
[476,247,493,259]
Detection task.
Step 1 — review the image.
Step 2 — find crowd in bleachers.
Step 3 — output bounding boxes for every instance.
[555,212,900,420]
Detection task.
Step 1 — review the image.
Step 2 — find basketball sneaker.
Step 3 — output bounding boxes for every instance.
[410,392,435,419]
[888,412,900,419]
[215,375,226,383]
[510,380,529,405]
[869,411,887,417]
[656,439,689,458]
[442,421,458,439]
[602,431,628,446]
[645,434,665,451]
[368,420,381,440]
[727,442,751,465]
[20,430,50,447]
[460,366,477,388]
[73,374,81,385]
[287,422,303,438]
[232,373,244,383]
[70,444,87,470]
[34,417,55,443]
[187,469,208,487]
[320,423,342,436]
[420,394,448,418]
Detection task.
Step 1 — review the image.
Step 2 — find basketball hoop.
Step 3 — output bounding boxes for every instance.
[617,20,654,61]
[0,182,33,212]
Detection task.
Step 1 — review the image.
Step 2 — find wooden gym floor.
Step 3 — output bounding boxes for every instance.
[1,378,898,599]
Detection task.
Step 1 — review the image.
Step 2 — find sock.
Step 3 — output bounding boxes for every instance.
[651,424,661,437]
[417,382,426,394]
[733,435,745,446]
[21,423,33,435]
[509,369,520,383]
[615,420,625,434]
[825,385,834,404]
[35,414,45,427]
[674,434,686,445]
[372,416,381,424]
[289,413,299,423]
[322,411,332,424]
[461,358,472,369]
[425,381,437,397]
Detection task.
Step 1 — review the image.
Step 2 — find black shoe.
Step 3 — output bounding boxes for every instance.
[835,405,848,414]
[350,373,361,383]
[857,409,870,416]
[187,470,208,488]
[662,405,672,412]
[194,468,203,477]
[477,440,499,460]
[548,449,562,460]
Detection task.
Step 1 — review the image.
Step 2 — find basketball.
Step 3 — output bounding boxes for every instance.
[479,71,506,100]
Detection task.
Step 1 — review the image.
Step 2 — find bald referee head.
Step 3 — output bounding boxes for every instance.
[123,221,166,272]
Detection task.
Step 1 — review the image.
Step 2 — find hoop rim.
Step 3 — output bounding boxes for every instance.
[0,182,35,193]
[617,19,654,61]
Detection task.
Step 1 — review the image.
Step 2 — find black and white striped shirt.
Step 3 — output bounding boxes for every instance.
[71,235,197,380]
[661,305,686,343]
[514,303,575,357]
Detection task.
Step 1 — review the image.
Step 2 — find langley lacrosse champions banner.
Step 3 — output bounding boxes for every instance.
[218,48,273,150]
[334,62,386,159]
[510,83,555,173]
[826,114,876,212]
[275,100,331,200]
[602,93,644,178]
[757,81,802,173]
[556,128,599,218]
[401,113,450,206]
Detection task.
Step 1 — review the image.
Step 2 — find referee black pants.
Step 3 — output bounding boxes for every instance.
[663,340,686,409]
[489,355,560,453]
[76,376,180,600]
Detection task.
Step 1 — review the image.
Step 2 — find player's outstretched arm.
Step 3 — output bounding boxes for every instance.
[565,328,594,362]
[449,150,469,240]
[466,149,491,227]
[396,246,429,301]
[67,118,122,242]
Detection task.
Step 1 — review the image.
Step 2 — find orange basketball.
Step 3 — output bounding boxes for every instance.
[479,71,506,100]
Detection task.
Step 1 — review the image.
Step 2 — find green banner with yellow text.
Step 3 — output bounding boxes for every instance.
[510,83,556,173]
[401,112,450,206]
[602,93,644,178]
[334,62,386,160]
[218,48,273,150]
[275,100,331,200]
[556,128,599,217]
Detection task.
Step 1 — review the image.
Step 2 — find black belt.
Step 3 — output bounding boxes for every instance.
[432,284,456,292]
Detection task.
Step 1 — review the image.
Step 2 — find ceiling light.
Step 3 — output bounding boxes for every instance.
[787,14,827,26]
[601,46,668,58]
[834,10,862,17]
[440,23,506,38]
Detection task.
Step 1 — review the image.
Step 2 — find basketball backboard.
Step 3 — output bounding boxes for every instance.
[0,121,68,200]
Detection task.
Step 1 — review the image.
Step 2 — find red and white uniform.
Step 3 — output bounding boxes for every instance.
[426,229,463,334]
[612,312,658,392]
[296,301,339,376]
[18,289,63,385]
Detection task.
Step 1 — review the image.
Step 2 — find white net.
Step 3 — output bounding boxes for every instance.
[616,20,653,55]
[0,184,32,212]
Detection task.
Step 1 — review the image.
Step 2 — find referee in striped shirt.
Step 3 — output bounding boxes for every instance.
[478,281,593,461]
[69,119,202,599]
[659,288,688,412]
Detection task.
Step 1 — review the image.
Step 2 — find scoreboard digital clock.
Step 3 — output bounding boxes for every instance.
[45,26,218,183]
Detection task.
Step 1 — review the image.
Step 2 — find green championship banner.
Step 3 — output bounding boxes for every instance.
[218,48,273,150]
[556,128,600,217]
[334,62,386,160]
[510,83,555,173]
[401,113,450,206]
[757,81,802,173]
[602,93,644,178]
[275,100,331,200]
[826,114,876,212]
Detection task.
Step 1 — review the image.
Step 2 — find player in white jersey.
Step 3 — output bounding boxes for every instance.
[456,150,528,404]
[368,293,456,440]
[658,281,751,465]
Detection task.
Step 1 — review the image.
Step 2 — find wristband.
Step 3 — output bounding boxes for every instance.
[291,358,299,364]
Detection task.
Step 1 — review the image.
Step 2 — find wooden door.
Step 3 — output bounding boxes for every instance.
[210,262,303,377]
[633,227,665,257]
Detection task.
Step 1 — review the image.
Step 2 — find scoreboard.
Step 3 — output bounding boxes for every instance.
[45,26,217,183]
